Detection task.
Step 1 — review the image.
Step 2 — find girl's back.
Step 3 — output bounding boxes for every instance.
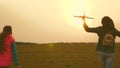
[0,34,14,66]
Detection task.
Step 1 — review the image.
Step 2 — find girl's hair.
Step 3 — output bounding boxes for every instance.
[0,25,12,52]
[101,16,115,30]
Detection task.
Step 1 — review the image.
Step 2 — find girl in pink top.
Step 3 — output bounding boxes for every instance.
[0,25,21,68]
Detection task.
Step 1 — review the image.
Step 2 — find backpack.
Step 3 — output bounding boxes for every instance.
[102,32,115,47]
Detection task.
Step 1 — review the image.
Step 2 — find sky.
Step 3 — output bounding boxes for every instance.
[0,0,120,43]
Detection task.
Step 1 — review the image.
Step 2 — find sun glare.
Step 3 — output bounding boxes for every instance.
[48,43,54,48]
[59,0,94,28]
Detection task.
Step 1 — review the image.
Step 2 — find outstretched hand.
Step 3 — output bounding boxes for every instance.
[81,16,86,23]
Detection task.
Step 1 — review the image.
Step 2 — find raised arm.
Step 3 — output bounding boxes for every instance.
[82,17,99,33]
[82,19,90,32]
[115,29,120,37]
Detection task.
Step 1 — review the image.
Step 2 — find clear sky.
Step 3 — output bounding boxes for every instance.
[0,0,120,43]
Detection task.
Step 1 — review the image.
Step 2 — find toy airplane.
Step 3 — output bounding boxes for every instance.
[74,13,94,19]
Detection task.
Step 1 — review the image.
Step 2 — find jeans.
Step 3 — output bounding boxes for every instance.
[98,51,114,68]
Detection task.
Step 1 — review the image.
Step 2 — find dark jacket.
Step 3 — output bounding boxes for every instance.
[83,22,120,53]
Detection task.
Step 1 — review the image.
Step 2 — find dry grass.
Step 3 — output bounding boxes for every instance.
[10,43,120,68]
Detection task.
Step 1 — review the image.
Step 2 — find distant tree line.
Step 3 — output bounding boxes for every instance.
[16,42,37,45]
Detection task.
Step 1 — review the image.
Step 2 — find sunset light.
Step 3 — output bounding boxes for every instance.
[0,0,120,43]
[58,0,94,29]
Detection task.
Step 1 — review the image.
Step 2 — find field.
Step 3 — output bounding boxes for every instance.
[11,43,120,68]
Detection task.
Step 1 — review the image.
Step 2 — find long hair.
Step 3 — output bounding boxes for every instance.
[101,16,115,31]
[0,25,12,52]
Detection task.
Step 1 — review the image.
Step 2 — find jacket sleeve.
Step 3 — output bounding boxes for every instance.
[115,29,120,37]
[11,42,19,66]
[83,22,100,33]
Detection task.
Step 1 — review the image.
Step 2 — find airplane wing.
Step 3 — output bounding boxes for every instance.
[74,16,94,19]
[85,16,94,19]
[74,16,84,18]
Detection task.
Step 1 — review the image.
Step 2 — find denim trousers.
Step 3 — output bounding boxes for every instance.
[98,51,114,68]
